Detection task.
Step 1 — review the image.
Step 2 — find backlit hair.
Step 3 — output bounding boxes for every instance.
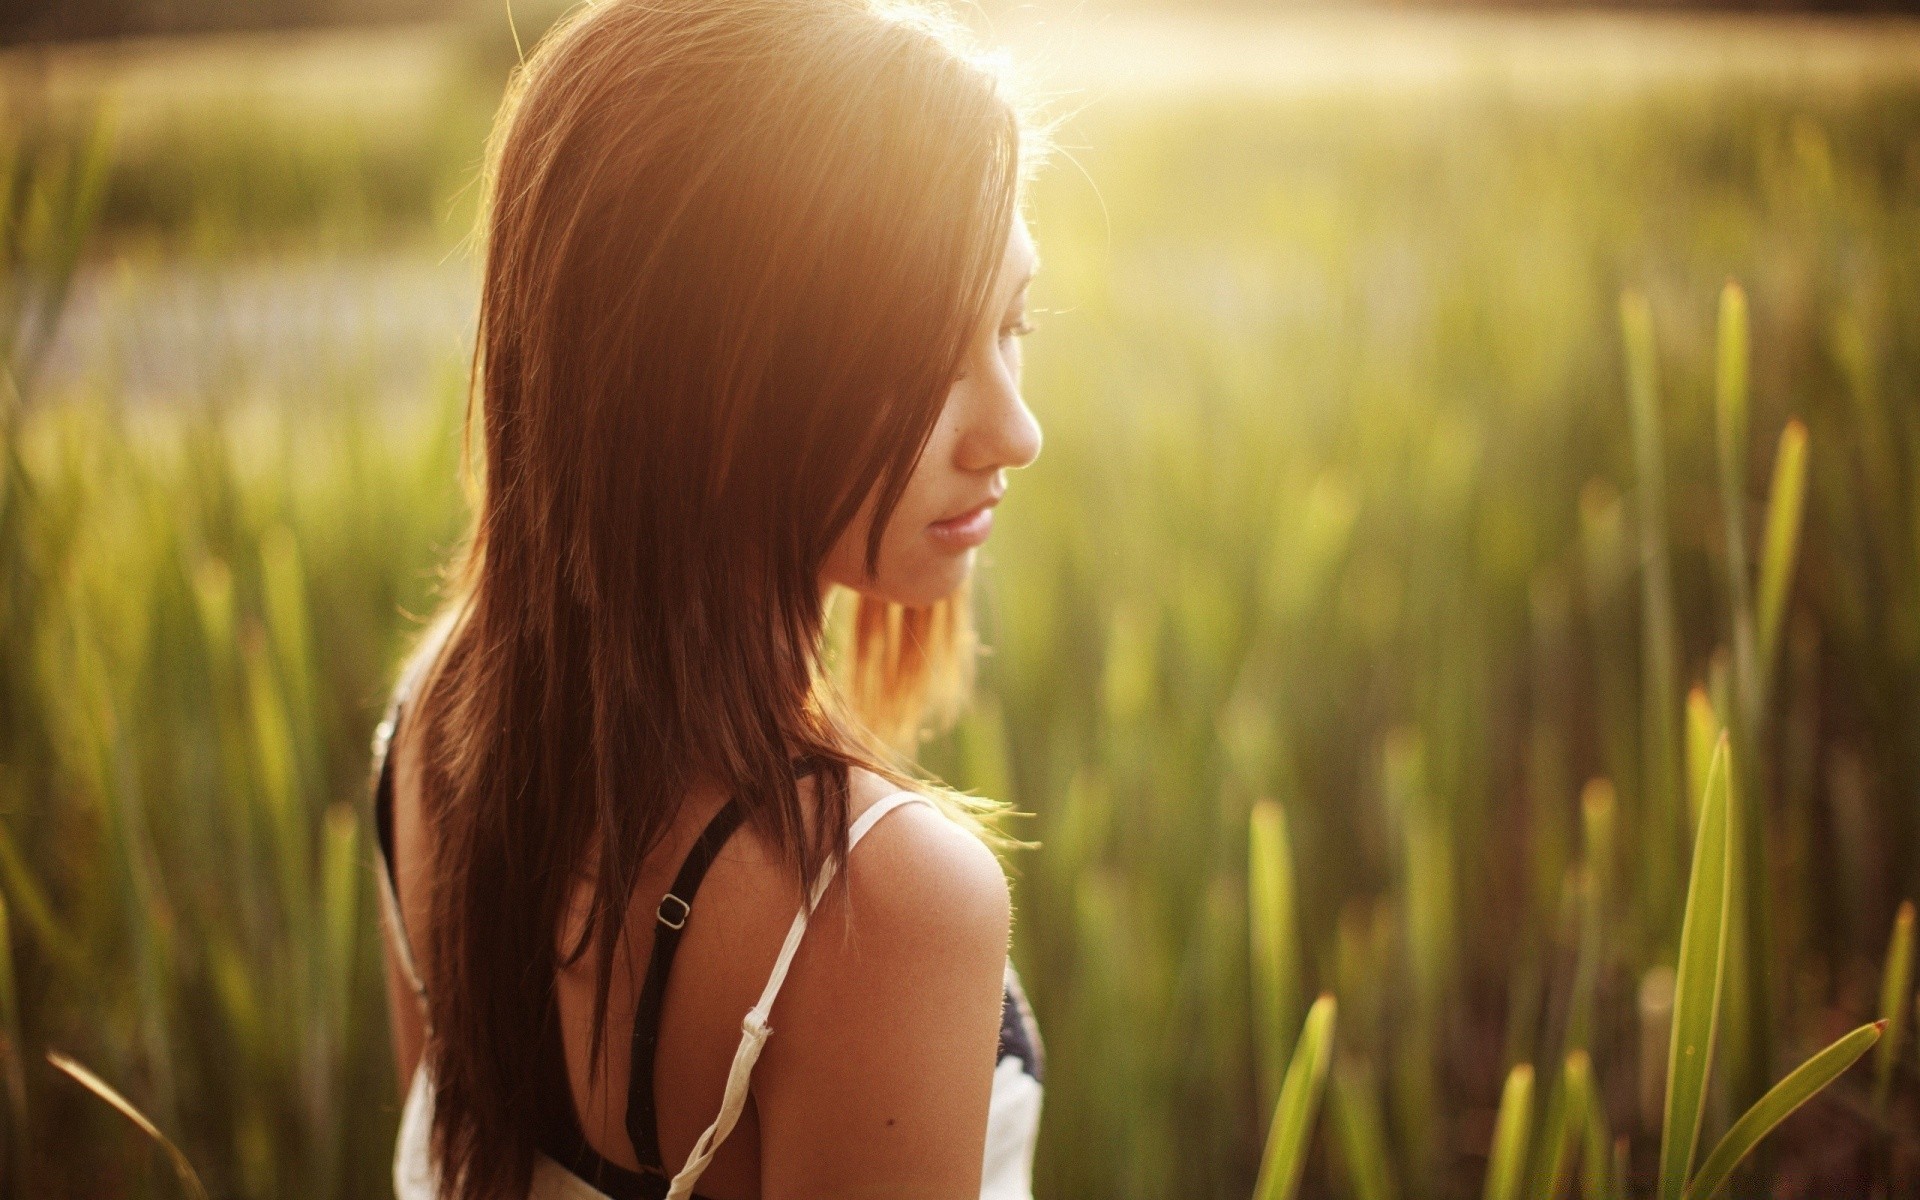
[398,0,1040,1193]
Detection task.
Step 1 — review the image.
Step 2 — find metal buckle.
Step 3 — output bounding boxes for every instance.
[657,893,690,930]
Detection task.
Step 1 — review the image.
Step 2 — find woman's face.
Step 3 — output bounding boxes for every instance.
[821,215,1042,607]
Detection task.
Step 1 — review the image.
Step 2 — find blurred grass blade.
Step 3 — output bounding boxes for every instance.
[45,1051,208,1200]
[1755,420,1809,698]
[1622,290,1684,932]
[1482,1062,1534,1200]
[1253,993,1337,1200]
[322,804,361,1022]
[260,526,317,770]
[1658,733,1733,1200]
[1569,782,1615,1058]
[0,815,79,974]
[1581,779,1616,917]
[1872,900,1914,1118]
[1684,689,1718,834]
[1386,730,1453,1016]
[1683,1021,1883,1200]
[1714,282,1749,491]
[6,103,115,397]
[1640,965,1676,1135]
[1714,282,1759,736]
[1330,1057,1399,1200]
[1250,798,1303,1117]
[1580,1079,1612,1200]
[1535,1050,1592,1200]
[1576,1056,1607,1200]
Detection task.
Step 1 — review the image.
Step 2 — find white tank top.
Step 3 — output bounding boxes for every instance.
[372,678,1042,1200]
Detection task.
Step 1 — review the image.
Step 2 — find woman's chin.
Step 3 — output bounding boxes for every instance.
[853,553,974,609]
[910,550,975,606]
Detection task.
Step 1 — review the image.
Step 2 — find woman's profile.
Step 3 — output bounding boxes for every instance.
[368,1,1048,1198]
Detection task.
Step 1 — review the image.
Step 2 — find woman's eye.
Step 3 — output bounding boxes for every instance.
[956,318,1037,382]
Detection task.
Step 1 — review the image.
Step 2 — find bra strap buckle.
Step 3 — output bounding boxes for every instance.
[657,893,691,930]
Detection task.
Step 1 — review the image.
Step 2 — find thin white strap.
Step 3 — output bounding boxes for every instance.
[664,791,934,1199]
[375,857,429,1006]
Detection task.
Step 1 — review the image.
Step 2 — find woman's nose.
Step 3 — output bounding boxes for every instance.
[956,371,1042,474]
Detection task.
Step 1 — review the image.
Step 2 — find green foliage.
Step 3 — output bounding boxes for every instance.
[1330,1057,1399,1200]
[1252,994,1336,1200]
[45,1051,208,1200]
[1682,1021,1883,1200]
[1755,421,1809,698]
[1658,735,1732,1200]
[1482,1063,1534,1200]
[1249,799,1302,1119]
[0,98,115,400]
[1535,1050,1592,1200]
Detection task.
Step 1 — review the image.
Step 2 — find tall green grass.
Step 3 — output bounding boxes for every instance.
[5,18,1920,1198]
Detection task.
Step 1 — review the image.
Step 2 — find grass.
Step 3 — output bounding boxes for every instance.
[5,10,1920,1197]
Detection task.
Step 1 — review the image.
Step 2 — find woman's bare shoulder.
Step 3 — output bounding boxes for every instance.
[757,760,1013,1029]
[703,761,1011,986]
[837,765,1009,930]
[712,763,1007,912]
[605,763,1009,969]
[748,764,1011,1196]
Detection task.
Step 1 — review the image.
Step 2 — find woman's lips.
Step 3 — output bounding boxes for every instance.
[928,501,996,550]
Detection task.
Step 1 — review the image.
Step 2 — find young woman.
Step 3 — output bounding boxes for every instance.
[369,2,1048,1198]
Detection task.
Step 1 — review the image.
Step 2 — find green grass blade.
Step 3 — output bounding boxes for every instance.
[1714,282,1759,737]
[244,634,309,945]
[1483,1062,1535,1200]
[1755,420,1808,698]
[1683,1021,1883,1200]
[1684,688,1718,835]
[1387,731,1454,1015]
[260,525,317,773]
[1253,993,1337,1200]
[1567,782,1614,1058]
[46,1051,209,1200]
[321,804,361,1024]
[1581,779,1615,921]
[1329,1057,1399,1200]
[0,810,79,974]
[1872,900,1914,1117]
[1581,1047,1613,1200]
[1714,283,1750,483]
[1536,1050,1593,1200]
[1622,290,1684,932]
[1250,798,1303,1118]
[1658,732,1733,1200]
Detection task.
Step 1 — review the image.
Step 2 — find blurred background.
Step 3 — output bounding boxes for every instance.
[3,0,1919,1196]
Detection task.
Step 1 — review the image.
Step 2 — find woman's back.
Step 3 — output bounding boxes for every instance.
[376,628,1044,1199]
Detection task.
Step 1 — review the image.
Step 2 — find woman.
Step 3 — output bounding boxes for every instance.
[369,1,1049,1198]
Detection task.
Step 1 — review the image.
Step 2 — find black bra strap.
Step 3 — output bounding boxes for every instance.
[625,753,826,1178]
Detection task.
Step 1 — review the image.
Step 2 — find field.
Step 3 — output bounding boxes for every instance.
[4,8,1920,1197]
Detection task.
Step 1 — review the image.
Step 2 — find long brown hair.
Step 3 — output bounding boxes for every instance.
[400,0,1035,1194]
